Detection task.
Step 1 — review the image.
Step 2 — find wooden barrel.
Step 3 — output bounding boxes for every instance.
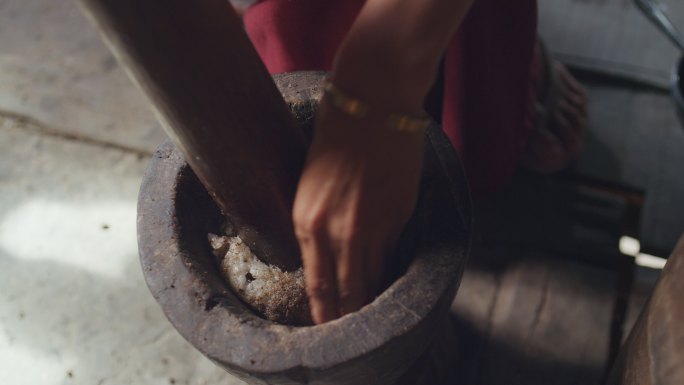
[137,72,471,384]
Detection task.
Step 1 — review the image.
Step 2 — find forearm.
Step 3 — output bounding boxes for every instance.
[296,0,474,324]
[332,0,475,114]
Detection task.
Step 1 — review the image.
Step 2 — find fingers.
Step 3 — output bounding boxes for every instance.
[558,64,587,105]
[295,203,391,323]
[336,241,366,316]
[295,205,341,324]
[551,109,584,155]
[557,64,588,119]
[299,230,340,324]
[299,228,387,322]
[294,187,372,323]
[557,99,586,133]
[522,125,567,173]
[364,238,393,301]
[553,65,588,156]
[292,105,423,324]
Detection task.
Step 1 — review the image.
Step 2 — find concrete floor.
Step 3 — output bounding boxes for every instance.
[0,0,244,384]
[0,0,679,384]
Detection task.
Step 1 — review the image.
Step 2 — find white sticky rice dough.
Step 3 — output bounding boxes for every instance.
[209,234,310,324]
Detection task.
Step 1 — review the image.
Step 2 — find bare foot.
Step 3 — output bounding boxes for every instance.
[523,44,588,174]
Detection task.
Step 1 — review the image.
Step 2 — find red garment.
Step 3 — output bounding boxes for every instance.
[244,0,538,198]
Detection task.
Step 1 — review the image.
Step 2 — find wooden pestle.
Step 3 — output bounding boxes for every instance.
[75,0,305,270]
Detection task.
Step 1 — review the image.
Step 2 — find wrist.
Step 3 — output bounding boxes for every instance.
[321,76,431,134]
[331,38,440,116]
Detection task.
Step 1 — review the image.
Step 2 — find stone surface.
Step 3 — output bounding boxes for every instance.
[0,0,246,382]
[0,117,245,385]
[0,0,165,154]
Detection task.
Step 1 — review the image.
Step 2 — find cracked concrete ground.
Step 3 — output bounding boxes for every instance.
[0,0,245,384]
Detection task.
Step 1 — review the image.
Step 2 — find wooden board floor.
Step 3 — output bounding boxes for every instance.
[451,245,618,385]
[446,171,659,385]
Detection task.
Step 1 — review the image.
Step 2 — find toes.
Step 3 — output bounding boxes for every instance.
[558,63,584,95]
[526,60,589,174]
[552,110,584,156]
[555,63,588,148]
[523,127,568,173]
[557,63,588,110]
[558,99,587,136]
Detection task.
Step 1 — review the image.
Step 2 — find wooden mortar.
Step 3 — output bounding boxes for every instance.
[137,72,472,384]
[607,233,684,385]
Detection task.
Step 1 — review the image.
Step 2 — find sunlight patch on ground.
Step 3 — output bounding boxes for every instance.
[0,338,66,385]
[0,199,137,278]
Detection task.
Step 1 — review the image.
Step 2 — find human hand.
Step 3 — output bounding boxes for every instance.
[292,100,424,324]
[290,0,473,325]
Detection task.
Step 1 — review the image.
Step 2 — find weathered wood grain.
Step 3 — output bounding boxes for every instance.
[608,234,684,385]
[75,0,307,270]
[451,248,619,385]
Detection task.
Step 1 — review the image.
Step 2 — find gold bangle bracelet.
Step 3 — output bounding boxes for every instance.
[321,78,430,134]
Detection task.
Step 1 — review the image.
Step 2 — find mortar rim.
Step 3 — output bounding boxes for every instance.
[137,72,472,382]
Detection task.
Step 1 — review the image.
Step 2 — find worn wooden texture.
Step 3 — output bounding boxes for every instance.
[448,243,512,385]
[621,266,660,345]
[608,234,684,385]
[447,169,633,385]
[137,72,472,384]
[75,0,306,270]
[451,244,619,385]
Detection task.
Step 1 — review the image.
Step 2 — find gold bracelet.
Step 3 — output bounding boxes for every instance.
[321,77,430,134]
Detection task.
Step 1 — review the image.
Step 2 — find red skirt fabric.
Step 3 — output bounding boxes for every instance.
[244,0,538,199]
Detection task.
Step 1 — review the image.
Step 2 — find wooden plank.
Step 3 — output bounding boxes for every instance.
[450,242,515,385]
[452,250,618,385]
[608,234,684,385]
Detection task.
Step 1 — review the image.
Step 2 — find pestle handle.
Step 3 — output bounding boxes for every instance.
[75,0,305,270]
